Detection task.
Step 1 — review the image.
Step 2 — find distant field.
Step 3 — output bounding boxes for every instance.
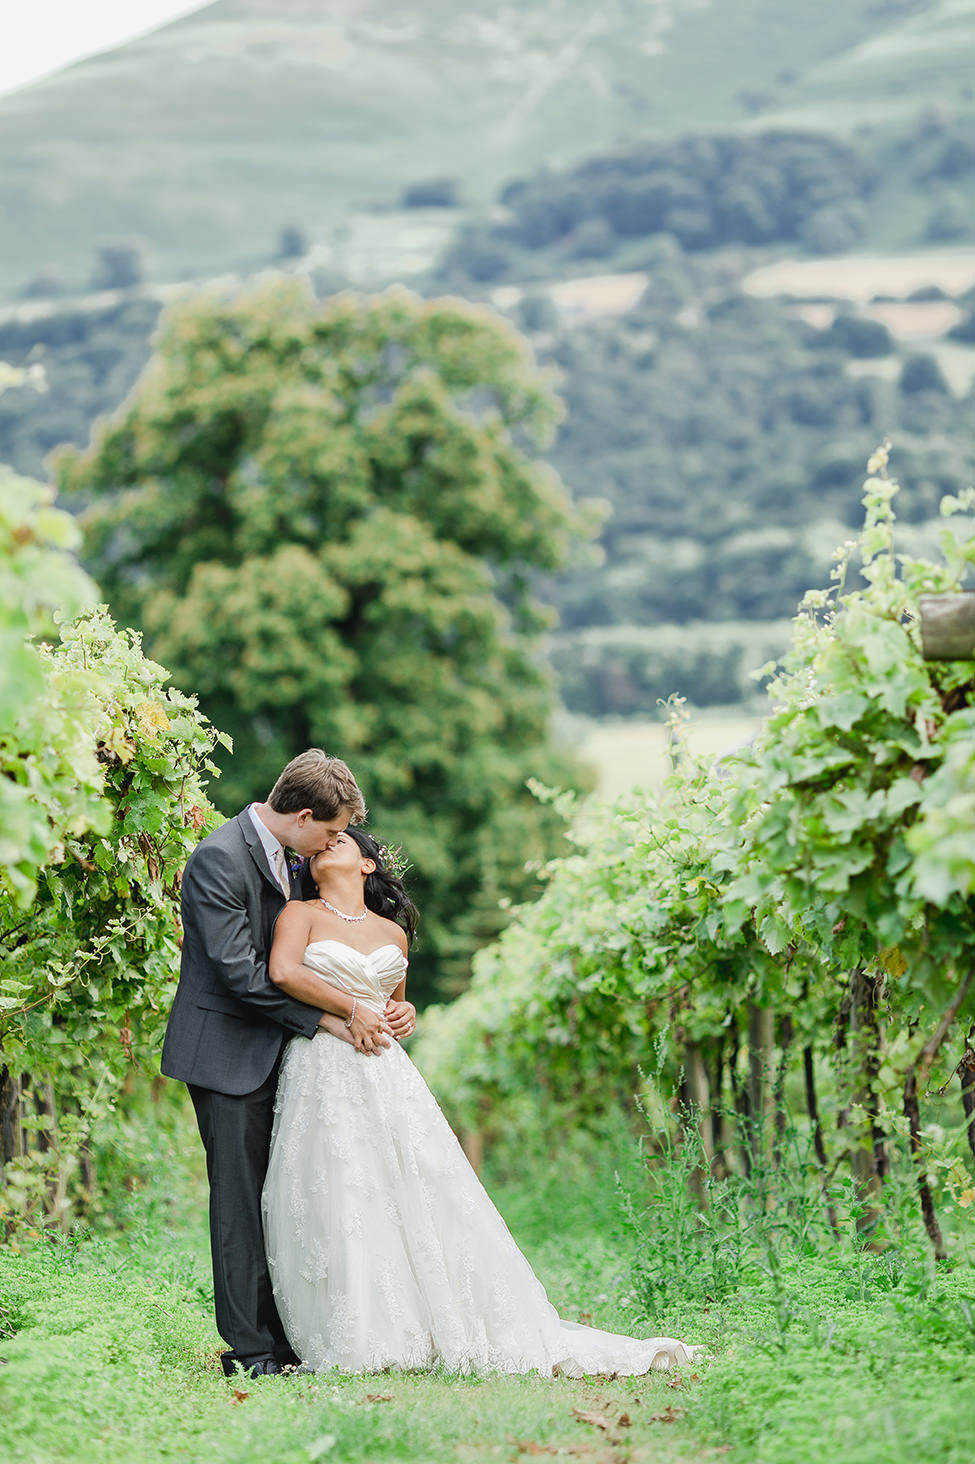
[846,342,975,395]
[743,251,975,303]
[746,249,975,398]
[493,271,649,322]
[573,714,764,800]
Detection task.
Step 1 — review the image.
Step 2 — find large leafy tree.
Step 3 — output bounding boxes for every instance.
[58,280,592,998]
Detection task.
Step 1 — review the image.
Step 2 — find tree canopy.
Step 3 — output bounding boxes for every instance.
[58,280,594,998]
[441,131,876,281]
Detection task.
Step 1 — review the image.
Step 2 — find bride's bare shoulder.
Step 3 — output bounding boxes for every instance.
[275,899,315,929]
[376,916,408,956]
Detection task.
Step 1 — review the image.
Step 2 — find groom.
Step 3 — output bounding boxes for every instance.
[161,748,383,1377]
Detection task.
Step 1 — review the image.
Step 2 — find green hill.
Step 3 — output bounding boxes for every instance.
[2,0,973,298]
[750,0,975,134]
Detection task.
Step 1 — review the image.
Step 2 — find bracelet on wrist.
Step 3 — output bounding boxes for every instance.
[344,998,357,1029]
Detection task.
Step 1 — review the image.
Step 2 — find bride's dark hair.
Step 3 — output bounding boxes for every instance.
[348,829,418,945]
[302,829,418,945]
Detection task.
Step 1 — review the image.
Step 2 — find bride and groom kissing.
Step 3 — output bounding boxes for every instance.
[161,748,698,1379]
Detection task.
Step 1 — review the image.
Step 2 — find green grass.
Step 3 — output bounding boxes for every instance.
[0,1262,700,1464]
[0,1095,703,1464]
[682,1247,975,1464]
[2,1087,975,1463]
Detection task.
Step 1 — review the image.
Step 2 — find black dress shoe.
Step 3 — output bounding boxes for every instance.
[221,1354,286,1377]
[247,1358,288,1376]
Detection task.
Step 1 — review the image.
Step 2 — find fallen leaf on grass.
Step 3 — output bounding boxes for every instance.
[648,1404,686,1424]
[229,1388,249,1405]
[365,1392,395,1403]
[616,1414,631,1428]
[571,1410,613,1431]
[505,1439,596,1458]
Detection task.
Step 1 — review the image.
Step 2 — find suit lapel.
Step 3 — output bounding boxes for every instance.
[237,811,288,899]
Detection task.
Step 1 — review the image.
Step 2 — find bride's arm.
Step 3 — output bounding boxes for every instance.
[383,943,416,1041]
[269,904,391,1054]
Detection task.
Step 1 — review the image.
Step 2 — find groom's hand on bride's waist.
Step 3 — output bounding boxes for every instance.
[316,1011,356,1046]
[316,1007,392,1055]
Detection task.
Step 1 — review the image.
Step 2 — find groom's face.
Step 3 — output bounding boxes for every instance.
[289,807,352,859]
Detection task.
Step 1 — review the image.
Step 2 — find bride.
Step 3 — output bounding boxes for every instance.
[263,829,699,1377]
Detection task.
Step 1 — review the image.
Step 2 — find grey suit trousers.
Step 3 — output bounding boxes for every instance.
[189,1063,298,1371]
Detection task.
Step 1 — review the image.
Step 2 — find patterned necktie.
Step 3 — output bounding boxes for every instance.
[272,846,290,898]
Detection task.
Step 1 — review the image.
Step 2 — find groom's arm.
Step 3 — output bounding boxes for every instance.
[182,844,325,1038]
[269,904,391,1054]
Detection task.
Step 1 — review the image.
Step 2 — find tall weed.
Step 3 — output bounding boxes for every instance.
[623,1090,975,1464]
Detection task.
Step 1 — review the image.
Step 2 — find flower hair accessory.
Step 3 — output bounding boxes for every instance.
[377,842,411,880]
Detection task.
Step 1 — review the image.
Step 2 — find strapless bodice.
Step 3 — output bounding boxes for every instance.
[302,939,407,1014]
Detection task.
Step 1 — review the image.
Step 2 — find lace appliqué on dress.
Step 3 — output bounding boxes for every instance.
[262,941,699,1377]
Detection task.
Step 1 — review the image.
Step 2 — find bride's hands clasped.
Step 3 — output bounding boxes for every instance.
[348,1003,393,1055]
[384,999,416,1041]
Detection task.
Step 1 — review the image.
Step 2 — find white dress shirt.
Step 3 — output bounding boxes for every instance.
[248,803,291,898]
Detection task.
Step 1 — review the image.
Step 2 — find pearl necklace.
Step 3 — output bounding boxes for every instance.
[319,898,367,923]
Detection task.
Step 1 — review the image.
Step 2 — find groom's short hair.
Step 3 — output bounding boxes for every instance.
[267,750,367,823]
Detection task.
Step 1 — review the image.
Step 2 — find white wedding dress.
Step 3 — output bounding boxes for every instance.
[262,939,698,1376]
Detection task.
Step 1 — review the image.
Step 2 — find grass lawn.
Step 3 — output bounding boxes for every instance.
[2,1087,974,1463]
[0,1094,709,1464]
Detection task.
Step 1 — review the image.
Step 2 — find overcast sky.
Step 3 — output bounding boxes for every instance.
[0,0,213,97]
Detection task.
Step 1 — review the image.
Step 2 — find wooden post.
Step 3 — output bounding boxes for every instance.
[0,1065,24,1166]
[682,1041,713,1204]
[838,967,888,1234]
[918,592,975,661]
[746,1002,775,1174]
[461,1129,484,1176]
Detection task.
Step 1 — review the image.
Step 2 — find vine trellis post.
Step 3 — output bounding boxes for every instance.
[918,591,975,662]
[913,591,975,1251]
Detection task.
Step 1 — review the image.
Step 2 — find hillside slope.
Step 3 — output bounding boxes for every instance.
[753,0,975,134]
[2,0,969,297]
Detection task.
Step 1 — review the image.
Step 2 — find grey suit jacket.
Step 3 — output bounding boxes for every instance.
[160,810,323,1095]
